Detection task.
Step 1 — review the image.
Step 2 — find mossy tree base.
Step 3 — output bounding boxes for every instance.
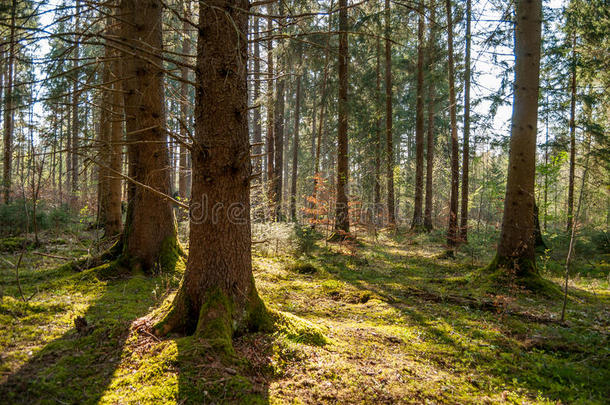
[485,253,561,296]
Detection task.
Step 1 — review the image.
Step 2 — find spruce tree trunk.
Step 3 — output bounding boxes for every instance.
[412,4,425,230]
[273,1,285,220]
[460,0,471,242]
[567,34,577,232]
[119,0,177,271]
[445,0,460,249]
[2,0,16,204]
[290,47,302,222]
[384,0,395,226]
[156,0,265,345]
[492,0,542,277]
[98,17,113,230]
[252,17,262,180]
[424,0,436,231]
[335,0,350,234]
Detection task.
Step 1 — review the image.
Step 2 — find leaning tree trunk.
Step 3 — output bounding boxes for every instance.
[459,0,471,242]
[411,4,425,230]
[490,0,542,277]
[424,0,437,231]
[384,0,395,226]
[445,0,460,250]
[119,0,178,272]
[3,0,16,204]
[155,0,266,348]
[334,0,350,234]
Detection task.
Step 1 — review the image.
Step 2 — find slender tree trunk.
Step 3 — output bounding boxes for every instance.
[491,0,542,277]
[119,0,178,271]
[265,4,275,215]
[459,0,471,242]
[71,0,81,209]
[445,0,459,250]
[290,46,302,222]
[334,0,350,234]
[156,0,265,346]
[412,3,425,230]
[567,34,577,233]
[384,0,395,226]
[424,0,436,231]
[273,1,285,221]
[374,34,382,210]
[2,0,16,204]
[98,17,113,230]
[178,0,191,201]
[252,17,262,179]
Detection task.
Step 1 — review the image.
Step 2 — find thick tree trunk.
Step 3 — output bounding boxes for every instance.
[460,0,471,242]
[2,0,16,204]
[178,0,191,201]
[290,47,302,222]
[445,0,460,249]
[334,0,350,234]
[384,0,395,226]
[156,0,265,347]
[567,34,577,233]
[119,0,178,271]
[424,0,436,231]
[412,4,425,230]
[491,0,542,277]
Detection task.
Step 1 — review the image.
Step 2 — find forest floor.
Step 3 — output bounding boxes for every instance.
[0,224,608,404]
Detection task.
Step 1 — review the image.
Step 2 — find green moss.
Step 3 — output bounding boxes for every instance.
[287,261,318,274]
[0,236,31,252]
[195,288,235,355]
[268,308,327,346]
[157,236,187,275]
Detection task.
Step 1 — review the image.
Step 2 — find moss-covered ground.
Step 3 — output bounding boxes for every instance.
[0,226,608,404]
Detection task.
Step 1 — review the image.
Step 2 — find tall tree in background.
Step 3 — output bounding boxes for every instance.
[178,0,191,201]
[566,34,577,232]
[252,17,262,185]
[70,0,81,208]
[290,45,302,222]
[374,33,382,210]
[459,0,471,242]
[156,0,266,346]
[490,0,542,277]
[119,0,178,271]
[424,0,437,231]
[274,0,286,220]
[335,0,349,234]
[2,0,16,204]
[411,2,425,230]
[97,13,122,237]
[266,4,275,212]
[384,0,395,226]
[445,0,459,250]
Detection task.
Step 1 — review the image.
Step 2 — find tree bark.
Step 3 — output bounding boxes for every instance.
[491,0,542,277]
[156,0,265,347]
[374,33,382,211]
[252,17,262,180]
[2,0,16,204]
[567,34,577,233]
[273,1,286,221]
[384,0,395,226]
[412,3,425,230]
[335,0,350,234]
[119,0,178,271]
[445,0,460,250]
[459,0,471,242]
[424,0,436,231]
